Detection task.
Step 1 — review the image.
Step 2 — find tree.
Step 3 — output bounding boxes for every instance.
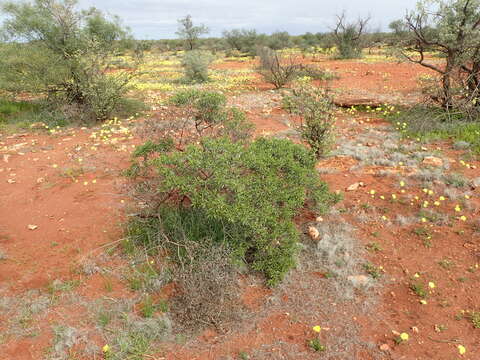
[267,31,292,50]
[402,0,480,111]
[0,0,137,122]
[222,28,259,55]
[389,19,409,37]
[176,15,209,50]
[333,11,370,59]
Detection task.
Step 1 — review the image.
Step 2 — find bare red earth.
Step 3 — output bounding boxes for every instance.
[1,58,479,360]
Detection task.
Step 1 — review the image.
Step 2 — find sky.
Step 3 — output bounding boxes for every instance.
[78,0,419,39]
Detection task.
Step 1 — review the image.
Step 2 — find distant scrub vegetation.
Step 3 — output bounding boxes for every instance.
[0,0,143,124]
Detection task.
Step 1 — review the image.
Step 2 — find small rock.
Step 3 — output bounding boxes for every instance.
[27,224,38,230]
[379,344,391,352]
[307,226,320,240]
[346,182,364,191]
[348,275,370,287]
[36,177,45,184]
[422,156,443,167]
[3,154,10,163]
[472,177,480,189]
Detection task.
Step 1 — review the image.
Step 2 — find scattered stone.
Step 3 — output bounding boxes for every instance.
[36,177,46,184]
[3,154,10,163]
[27,224,38,230]
[472,177,480,189]
[307,226,320,240]
[347,183,360,191]
[346,182,365,191]
[422,156,443,167]
[379,344,391,352]
[348,275,370,287]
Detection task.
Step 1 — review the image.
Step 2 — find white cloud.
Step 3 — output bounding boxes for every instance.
[78,0,419,38]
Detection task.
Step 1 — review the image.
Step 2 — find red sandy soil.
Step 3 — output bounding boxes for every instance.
[1,58,479,360]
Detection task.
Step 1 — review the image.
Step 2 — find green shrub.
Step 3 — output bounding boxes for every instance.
[124,90,338,328]
[308,338,326,352]
[222,29,260,56]
[283,82,336,158]
[127,136,337,286]
[0,0,139,123]
[170,89,226,124]
[181,50,214,83]
[470,311,480,329]
[132,139,175,160]
[169,89,253,141]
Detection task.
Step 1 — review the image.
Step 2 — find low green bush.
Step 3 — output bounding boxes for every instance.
[128,136,337,286]
[124,89,338,329]
[169,89,253,140]
[181,50,214,83]
[170,89,226,125]
[283,82,336,158]
[0,1,140,123]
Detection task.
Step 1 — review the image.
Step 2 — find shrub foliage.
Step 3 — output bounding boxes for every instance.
[0,0,139,122]
[126,90,337,290]
[283,82,336,158]
[400,0,480,116]
[181,50,214,83]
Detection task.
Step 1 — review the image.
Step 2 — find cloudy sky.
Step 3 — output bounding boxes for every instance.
[78,0,419,39]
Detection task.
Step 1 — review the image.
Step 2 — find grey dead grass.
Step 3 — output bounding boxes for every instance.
[262,219,383,359]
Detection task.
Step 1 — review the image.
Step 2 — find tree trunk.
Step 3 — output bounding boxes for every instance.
[441,55,455,110]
